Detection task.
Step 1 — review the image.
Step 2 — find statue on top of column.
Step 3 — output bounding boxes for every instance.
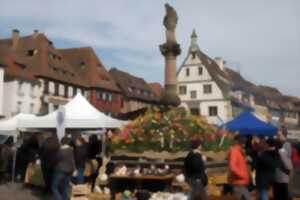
[163,3,178,32]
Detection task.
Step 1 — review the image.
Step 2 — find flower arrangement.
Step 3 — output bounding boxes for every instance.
[110,107,232,153]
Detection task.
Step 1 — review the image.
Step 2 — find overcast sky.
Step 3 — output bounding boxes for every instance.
[0,0,299,96]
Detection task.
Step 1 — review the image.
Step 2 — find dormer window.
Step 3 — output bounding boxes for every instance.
[27,49,37,56]
[80,61,86,70]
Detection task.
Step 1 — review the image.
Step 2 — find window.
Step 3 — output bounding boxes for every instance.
[203,84,212,94]
[190,108,200,116]
[30,85,35,97]
[17,82,24,96]
[198,67,203,75]
[17,101,22,113]
[186,68,190,76]
[102,92,107,101]
[49,81,55,94]
[108,94,113,102]
[68,86,73,97]
[209,106,218,116]
[179,86,187,95]
[59,84,64,96]
[190,90,197,99]
[76,88,81,94]
[30,103,34,113]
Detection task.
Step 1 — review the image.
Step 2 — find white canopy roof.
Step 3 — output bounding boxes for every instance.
[18,93,126,129]
[0,113,35,135]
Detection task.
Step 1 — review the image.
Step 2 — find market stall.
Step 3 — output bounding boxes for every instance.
[0,113,36,182]
[221,111,278,136]
[16,94,126,188]
[104,107,232,199]
[0,113,35,137]
[18,93,126,129]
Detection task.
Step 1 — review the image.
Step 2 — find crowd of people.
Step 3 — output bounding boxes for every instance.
[1,128,300,200]
[184,129,300,200]
[0,133,108,200]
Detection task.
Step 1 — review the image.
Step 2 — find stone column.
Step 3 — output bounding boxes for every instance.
[159,4,181,106]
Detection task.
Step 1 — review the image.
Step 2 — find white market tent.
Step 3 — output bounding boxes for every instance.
[0,113,35,136]
[18,93,126,129]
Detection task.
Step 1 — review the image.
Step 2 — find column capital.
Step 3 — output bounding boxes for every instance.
[159,42,181,57]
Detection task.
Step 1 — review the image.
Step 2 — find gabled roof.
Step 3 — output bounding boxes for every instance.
[178,31,231,96]
[225,67,254,92]
[109,68,159,102]
[0,33,83,86]
[0,32,119,92]
[58,47,120,92]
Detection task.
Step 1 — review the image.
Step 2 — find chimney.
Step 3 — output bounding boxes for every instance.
[214,57,225,71]
[32,29,39,38]
[12,29,20,50]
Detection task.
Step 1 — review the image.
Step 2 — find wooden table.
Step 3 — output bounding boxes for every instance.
[109,174,174,198]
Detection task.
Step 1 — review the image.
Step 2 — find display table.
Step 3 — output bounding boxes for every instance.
[109,174,174,198]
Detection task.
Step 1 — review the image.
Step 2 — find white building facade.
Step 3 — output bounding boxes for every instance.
[3,79,43,117]
[177,30,232,125]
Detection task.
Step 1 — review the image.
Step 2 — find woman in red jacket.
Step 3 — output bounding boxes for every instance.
[228,135,251,200]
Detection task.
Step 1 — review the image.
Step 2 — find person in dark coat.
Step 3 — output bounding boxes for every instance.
[87,135,101,159]
[52,137,75,200]
[39,135,60,193]
[15,135,39,181]
[73,136,88,184]
[255,138,280,200]
[184,139,208,200]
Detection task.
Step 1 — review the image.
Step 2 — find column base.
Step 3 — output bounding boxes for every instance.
[161,84,181,107]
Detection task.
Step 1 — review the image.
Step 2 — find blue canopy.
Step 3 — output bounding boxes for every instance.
[221,111,278,136]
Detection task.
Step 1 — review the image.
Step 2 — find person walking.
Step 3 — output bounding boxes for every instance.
[228,135,251,200]
[273,130,293,200]
[290,142,300,198]
[184,139,208,200]
[255,138,280,200]
[52,137,75,200]
[40,135,60,193]
[73,136,88,184]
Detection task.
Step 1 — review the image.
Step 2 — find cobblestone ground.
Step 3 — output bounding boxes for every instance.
[0,183,51,200]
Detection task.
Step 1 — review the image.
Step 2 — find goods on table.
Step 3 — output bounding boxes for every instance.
[150,192,187,200]
[111,107,232,153]
[175,174,185,183]
[113,165,171,177]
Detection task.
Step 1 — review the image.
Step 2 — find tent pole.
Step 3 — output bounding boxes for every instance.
[101,130,106,158]
[11,144,17,183]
